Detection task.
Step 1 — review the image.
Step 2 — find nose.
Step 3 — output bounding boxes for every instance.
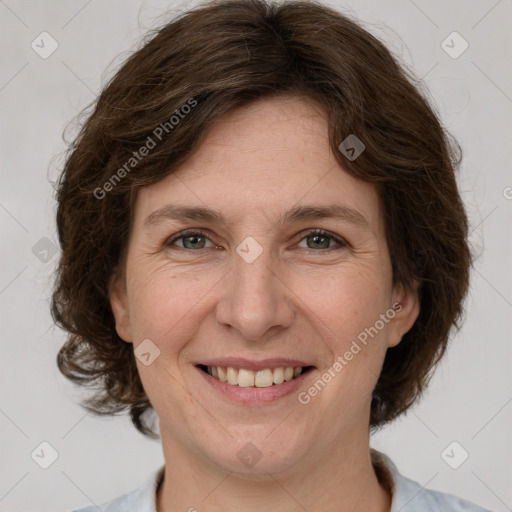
[215,242,295,342]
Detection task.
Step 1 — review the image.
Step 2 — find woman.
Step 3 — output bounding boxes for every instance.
[52,0,490,510]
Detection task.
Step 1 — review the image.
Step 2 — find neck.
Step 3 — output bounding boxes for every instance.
[156,424,391,512]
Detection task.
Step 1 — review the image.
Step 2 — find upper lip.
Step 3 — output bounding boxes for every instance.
[197,357,315,372]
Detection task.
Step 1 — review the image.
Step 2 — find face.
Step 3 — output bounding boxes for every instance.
[110,95,419,476]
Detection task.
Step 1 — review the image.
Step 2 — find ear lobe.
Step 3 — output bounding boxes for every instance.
[109,268,133,343]
[387,281,421,348]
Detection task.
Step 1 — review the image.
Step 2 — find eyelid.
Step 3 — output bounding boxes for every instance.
[165,228,219,249]
[295,228,348,249]
[165,228,349,250]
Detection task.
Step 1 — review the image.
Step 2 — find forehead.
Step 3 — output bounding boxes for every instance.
[133,95,382,233]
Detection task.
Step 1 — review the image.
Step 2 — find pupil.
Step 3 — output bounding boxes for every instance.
[185,235,204,249]
[310,234,328,249]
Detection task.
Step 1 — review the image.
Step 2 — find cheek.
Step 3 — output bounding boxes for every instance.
[300,265,392,401]
[124,268,204,412]
[126,263,214,350]
[297,263,391,349]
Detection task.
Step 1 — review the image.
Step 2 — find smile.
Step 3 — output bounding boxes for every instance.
[195,358,316,403]
[199,365,312,387]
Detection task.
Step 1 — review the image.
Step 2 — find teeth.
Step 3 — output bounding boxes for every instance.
[255,369,273,387]
[284,367,294,381]
[217,366,228,383]
[205,366,305,387]
[226,367,238,385]
[273,367,284,384]
[238,368,255,387]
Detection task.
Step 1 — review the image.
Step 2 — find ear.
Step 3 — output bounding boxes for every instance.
[109,266,133,343]
[387,281,421,348]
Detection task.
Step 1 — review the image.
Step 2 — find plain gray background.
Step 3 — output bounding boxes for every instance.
[1,0,511,511]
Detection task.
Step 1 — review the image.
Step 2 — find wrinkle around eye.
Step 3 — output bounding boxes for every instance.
[139,223,378,260]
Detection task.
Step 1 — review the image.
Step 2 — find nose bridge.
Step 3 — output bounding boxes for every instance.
[216,236,294,340]
[234,237,275,296]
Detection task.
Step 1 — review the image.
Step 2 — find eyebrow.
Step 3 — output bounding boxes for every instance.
[143,203,369,230]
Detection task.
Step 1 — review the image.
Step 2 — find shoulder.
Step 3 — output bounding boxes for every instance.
[71,491,137,512]
[393,471,493,511]
[371,449,492,512]
[70,465,164,512]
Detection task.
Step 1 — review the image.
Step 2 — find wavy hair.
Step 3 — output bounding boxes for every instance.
[52,0,472,438]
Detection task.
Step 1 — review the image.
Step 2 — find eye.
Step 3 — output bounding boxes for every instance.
[296,229,347,251]
[165,228,348,252]
[165,230,217,250]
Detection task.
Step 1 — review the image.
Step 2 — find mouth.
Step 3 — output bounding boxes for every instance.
[196,364,315,388]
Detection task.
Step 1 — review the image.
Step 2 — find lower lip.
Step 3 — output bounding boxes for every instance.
[195,366,314,404]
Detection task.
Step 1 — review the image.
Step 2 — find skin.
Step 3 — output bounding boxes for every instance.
[109,94,420,512]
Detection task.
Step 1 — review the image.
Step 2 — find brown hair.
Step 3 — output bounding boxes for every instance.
[52,0,472,438]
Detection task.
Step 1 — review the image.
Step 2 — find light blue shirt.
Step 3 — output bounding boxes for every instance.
[71,449,492,511]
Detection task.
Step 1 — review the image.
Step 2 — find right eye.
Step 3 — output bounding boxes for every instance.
[165,230,218,250]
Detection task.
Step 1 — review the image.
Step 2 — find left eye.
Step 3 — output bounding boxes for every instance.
[165,229,346,251]
[296,229,347,251]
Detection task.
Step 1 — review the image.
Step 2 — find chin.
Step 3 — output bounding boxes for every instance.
[204,426,311,477]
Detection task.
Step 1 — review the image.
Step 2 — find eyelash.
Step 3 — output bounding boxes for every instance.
[165,228,348,253]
